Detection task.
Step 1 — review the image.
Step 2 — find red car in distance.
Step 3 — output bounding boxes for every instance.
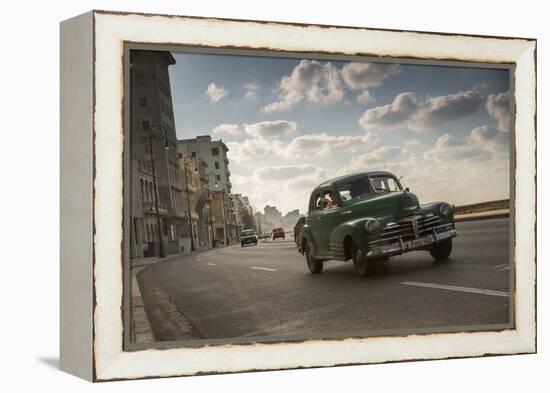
[271,227,285,240]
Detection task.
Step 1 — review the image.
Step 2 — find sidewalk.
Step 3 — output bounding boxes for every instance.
[131,253,183,269]
[455,208,509,222]
[130,266,155,344]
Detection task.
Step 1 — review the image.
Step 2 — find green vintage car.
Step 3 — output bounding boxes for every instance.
[299,171,457,277]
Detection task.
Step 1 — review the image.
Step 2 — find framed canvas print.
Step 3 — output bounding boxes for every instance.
[60,10,537,381]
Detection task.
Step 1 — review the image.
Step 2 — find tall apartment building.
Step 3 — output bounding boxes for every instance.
[129,50,187,257]
[177,136,232,195]
[177,136,236,243]
[264,205,282,228]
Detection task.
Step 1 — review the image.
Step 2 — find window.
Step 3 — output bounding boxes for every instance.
[369,176,402,193]
[320,190,335,209]
[309,192,322,212]
[214,161,220,169]
[138,97,147,108]
[141,120,150,131]
[339,178,370,201]
[212,147,219,156]
[216,174,221,181]
[191,151,196,158]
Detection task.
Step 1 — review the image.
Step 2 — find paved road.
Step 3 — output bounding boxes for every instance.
[138,218,512,341]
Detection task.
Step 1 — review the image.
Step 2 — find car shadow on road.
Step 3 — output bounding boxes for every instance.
[317,256,451,280]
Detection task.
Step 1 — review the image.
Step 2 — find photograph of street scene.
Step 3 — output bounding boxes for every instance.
[127,49,512,345]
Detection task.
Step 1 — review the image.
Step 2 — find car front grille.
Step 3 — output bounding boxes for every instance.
[376,214,443,243]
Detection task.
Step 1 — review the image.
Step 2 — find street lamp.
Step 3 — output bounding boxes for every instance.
[144,125,169,258]
[182,156,197,252]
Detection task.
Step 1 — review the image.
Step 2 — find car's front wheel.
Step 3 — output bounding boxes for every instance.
[304,241,323,274]
[430,238,452,261]
[351,242,373,277]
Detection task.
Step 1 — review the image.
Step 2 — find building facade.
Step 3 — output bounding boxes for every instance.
[129,50,187,257]
[177,136,237,244]
[178,156,215,250]
[264,205,283,229]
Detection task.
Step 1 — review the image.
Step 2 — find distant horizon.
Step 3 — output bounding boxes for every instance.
[168,51,511,215]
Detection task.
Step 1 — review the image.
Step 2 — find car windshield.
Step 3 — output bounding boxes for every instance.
[241,229,255,236]
[338,175,402,201]
[369,175,402,193]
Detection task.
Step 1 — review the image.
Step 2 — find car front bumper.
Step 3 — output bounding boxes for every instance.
[241,237,257,244]
[366,228,457,258]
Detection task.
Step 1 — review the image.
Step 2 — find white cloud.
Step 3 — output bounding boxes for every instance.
[263,60,401,113]
[212,123,242,135]
[356,90,375,105]
[423,124,508,164]
[486,91,511,131]
[252,165,319,181]
[341,62,400,90]
[263,60,345,112]
[470,125,509,154]
[359,88,485,132]
[244,120,297,139]
[205,83,228,103]
[423,133,491,163]
[212,120,297,139]
[244,82,260,99]
[283,132,379,158]
[226,138,282,163]
[344,146,408,173]
[359,92,418,130]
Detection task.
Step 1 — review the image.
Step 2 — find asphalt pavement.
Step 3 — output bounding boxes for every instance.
[137,218,512,342]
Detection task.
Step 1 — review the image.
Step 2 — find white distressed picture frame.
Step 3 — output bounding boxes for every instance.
[60,10,536,381]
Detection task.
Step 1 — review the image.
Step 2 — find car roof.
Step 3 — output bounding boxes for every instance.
[315,171,395,190]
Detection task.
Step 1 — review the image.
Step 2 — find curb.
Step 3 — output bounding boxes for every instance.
[130,267,155,344]
[136,267,203,342]
[455,212,510,223]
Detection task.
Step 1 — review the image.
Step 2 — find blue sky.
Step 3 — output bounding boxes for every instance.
[169,52,511,214]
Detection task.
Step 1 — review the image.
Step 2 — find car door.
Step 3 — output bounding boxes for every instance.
[317,188,344,255]
[307,191,325,254]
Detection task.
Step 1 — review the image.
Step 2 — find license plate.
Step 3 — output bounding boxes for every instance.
[404,235,434,250]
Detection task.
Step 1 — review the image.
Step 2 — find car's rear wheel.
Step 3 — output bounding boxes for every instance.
[304,241,323,274]
[351,242,373,277]
[430,238,452,261]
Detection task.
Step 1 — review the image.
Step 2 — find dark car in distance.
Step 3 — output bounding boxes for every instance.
[294,217,306,246]
[299,171,457,277]
[240,229,258,247]
[272,227,285,240]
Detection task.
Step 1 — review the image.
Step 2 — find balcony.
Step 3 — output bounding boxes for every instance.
[142,201,168,215]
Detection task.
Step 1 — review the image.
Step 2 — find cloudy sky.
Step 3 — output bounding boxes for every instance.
[169,52,511,215]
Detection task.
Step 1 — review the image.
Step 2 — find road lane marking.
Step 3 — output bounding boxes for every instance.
[207,263,217,266]
[250,266,277,272]
[400,281,509,297]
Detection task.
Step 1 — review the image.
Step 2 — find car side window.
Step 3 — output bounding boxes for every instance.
[320,190,335,209]
[309,192,322,212]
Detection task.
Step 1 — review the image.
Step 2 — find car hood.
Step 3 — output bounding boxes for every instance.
[342,191,422,219]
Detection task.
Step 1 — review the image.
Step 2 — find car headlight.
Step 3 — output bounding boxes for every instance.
[440,203,453,217]
[364,219,380,234]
